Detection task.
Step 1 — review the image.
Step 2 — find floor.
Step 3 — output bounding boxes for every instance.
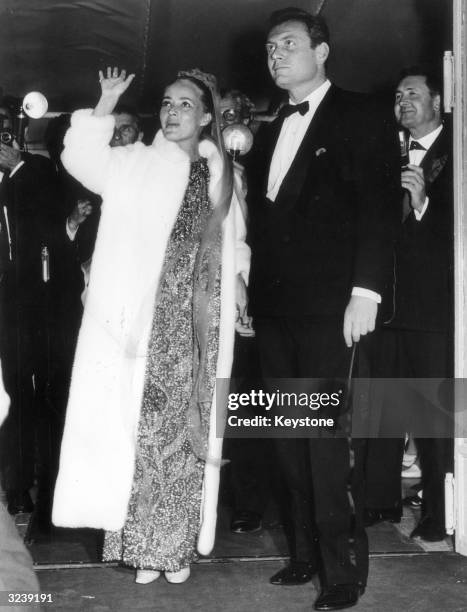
[3,475,464,611]
[35,553,467,612]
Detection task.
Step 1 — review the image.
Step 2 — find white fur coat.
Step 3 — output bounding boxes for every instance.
[52,110,250,555]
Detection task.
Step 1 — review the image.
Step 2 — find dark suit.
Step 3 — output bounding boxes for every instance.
[365,125,453,528]
[0,152,59,497]
[29,167,102,524]
[247,85,400,587]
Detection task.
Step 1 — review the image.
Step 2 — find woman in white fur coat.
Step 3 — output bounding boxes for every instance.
[52,67,250,585]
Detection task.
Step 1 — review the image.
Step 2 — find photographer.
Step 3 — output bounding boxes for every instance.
[0,101,59,518]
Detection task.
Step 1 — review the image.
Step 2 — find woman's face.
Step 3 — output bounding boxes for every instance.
[160,79,211,153]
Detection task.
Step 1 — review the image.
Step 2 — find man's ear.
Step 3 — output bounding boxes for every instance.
[200,112,212,127]
[315,42,330,65]
[137,131,144,142]
[433,93,441,113]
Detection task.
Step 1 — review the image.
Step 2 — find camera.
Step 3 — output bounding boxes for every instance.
[0,112,14,146]
[0,129,14,145]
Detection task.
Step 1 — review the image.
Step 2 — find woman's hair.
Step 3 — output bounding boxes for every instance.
[174,69,221,140]
[175,75,214,115]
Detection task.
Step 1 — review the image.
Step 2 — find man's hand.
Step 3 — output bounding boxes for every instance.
[343,295,378,347]
[401,164,426,212]
[0,143,21,172]
[93,67,135,117]
[67,199,93,232]
[235,273,255,337]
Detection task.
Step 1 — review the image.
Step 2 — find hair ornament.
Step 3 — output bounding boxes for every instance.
[177,68,218,93]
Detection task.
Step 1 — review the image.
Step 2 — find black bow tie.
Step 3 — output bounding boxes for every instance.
[278,101,310,119]
[409,140,426,151]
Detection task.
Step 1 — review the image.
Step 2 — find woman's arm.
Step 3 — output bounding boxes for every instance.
[93,67,135,117]
[61,68,135,194]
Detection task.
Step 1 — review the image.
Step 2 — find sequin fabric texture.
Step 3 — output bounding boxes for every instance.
[103,158,221,571]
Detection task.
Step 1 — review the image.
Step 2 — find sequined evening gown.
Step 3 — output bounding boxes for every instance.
[103,158,220,571]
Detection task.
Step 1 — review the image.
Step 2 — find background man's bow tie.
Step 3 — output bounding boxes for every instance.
[409,140,426,151]
[278,101,310,119]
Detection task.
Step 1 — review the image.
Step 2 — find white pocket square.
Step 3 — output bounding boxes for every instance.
[315,147,327,157]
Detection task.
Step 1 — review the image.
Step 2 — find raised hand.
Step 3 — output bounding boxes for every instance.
[98,67,135,98]
[93,67,135,117]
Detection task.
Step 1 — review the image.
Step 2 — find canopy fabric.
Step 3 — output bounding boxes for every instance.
[0,0,451,112]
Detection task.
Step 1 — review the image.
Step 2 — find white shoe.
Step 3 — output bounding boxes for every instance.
[135,569,161,584]
[165,567,190,584]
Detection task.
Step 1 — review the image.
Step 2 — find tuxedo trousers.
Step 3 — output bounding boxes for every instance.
[224,334,278,516]
[364,327,453,527]
[255,316,368,587]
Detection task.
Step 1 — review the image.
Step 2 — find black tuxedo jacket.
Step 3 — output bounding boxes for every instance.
[0,152,59,307]
[387,126,453,333]
[246,85,401,318]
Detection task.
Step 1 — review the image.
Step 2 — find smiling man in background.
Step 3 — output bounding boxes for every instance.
[364,66,453,543]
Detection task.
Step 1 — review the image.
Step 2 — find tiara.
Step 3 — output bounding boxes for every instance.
[177,68,218,92]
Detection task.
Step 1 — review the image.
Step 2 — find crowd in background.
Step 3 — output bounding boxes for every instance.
[0,7,454,611]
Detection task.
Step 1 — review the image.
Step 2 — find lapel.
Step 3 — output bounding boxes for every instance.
[420,128,449,186]
[402,127,449,223]
[273,84,340,212]
[253,111,286,199]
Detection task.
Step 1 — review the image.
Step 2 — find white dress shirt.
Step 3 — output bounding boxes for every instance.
[267,80,332,202]
[409,123,443,221]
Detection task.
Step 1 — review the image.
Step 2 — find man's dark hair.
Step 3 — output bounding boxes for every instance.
[113,103,141,131]
[398,65,442,98]
[268,7,329,48]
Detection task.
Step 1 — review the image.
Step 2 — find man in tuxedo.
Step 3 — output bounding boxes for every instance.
[246,8,399,610]
[364,67,453,542]
[0,105,59,516]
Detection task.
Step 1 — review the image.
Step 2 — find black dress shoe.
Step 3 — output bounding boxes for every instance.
[410,517,446,542]
[314,584,365,611]
[6,489,34,515]
[230,511,262,534]
[363,506,401,527]
[270,562,317,586]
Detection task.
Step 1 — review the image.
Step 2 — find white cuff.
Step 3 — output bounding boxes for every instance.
[414,197,429,221]
[352,287,381,304]
[66,219,78,241]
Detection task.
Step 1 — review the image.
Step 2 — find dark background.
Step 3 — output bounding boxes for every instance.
[0,0,452,112]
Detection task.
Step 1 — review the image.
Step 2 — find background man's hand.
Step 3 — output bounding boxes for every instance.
[401,164,426,212]
[67,199,93,232]
[343,295,378,347]
[0,143,21,172]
